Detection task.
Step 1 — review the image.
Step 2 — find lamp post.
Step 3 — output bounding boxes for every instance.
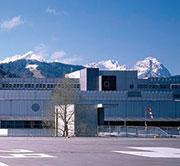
[145,107,147,131]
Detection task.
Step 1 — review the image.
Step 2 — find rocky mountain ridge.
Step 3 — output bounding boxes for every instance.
[86,57,171,78]
[0,51,172,78]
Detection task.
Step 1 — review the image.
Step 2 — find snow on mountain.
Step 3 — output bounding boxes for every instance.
[85,57,171,78]
[0,51,172,79]
[132,57,171,78]
[26,64,38,70]
[85,60,127,71]
[0,51,45,64]
[26,64,45,78]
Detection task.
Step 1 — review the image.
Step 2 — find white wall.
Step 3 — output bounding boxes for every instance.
[55,105,75,136]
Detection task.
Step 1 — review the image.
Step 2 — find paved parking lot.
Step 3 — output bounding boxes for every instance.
[0,137,179,166]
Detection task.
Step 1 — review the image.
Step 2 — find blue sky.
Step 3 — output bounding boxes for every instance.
[0,0,180,75]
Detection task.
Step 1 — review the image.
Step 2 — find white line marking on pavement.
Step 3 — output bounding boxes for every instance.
[113,147,180,158]
[0,153,54,159]
[0,149,33,153]
[0,149,55,159]
[0,162,8,166]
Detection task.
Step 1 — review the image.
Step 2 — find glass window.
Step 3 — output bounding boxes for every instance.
[138,84,148,89]
[7,121,14,128]
[129,84,134,89]
[1,121,43,128]
[24,121,31,128]
[1,121,7,128]
[15,121,24,128]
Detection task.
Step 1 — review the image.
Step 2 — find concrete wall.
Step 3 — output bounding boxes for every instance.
[99,70,138,91]
[80,68,99,91]
[0,90,53,120]
[78,91,180,120]
[8,129,54,136]
[75,104,97,136]
[103,100,180,119]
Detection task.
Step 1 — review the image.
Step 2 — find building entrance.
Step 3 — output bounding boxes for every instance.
[97,108,104,125]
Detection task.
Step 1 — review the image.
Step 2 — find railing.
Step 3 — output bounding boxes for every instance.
[97,126,180,137]
[1,127,179,137]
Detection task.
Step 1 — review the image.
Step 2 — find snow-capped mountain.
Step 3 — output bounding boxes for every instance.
[85,57,171,78]
[0,51,45,64]
[0,51,172,78]
[85,60,127,70]
[0,51,84,78]
[132,57,171,78]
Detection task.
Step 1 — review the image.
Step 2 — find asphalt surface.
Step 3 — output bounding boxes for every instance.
[0,137,179,166]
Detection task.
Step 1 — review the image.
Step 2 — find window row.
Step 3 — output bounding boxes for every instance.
[138,84,170,89]
[171,84,180,89]
[1,120,43,129]
[1,83,80,89]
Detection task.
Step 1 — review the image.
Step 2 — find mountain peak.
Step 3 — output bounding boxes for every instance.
[85,60,127,70]
[143,57,160,64]
[85,57,171,78]
[0,51,45,64]
[133,57,171,78]
[145,57,157,60]
[0,52,172,79]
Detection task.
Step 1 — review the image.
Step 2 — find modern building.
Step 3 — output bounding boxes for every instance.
[65,68,180,135]
[0,77,79,136]
[0,68,180,136]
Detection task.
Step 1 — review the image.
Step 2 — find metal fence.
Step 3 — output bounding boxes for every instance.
[97,126,180,137]
[1,127,180,137]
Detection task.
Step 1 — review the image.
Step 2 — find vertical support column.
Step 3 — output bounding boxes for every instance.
[55,107,58,137]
